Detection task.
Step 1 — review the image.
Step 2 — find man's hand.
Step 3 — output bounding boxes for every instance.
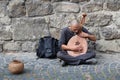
[82,13,87,17]
[80,13,87,25]
[70,45,83,52]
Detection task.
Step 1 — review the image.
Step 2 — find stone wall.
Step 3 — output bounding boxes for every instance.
[0,0,120,53]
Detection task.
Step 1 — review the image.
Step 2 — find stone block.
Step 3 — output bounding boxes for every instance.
[49,28,60,39]
[114,17,120,28]
[22,41,37,52]
[85,13,112,27]
[70,0,90,3]
[26,0,53,17]
[82,3,103,13]
[96,39,120,52]
[101,24,120,40]
[54,2,80,13]
[0,1,8,17]
[51,0,59,2]
[12,18,47,40]
[0,16,11,25]
[106,2,120,11]
[7,0,26,18]
[0,30,12,40]
[0,42,3,52]
[51,0,70,2]
[116,39,120,47]
[3,42,21,51]
[94,0,120,3]
[49,13,76,29]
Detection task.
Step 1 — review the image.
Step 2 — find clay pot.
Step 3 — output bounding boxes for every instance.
[8,60,24,74]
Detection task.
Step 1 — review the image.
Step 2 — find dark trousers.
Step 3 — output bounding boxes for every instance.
[57,50,96,65]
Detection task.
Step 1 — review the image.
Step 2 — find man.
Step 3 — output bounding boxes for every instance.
[57,14,97,66]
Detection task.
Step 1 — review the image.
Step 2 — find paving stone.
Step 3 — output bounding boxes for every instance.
[1,52,120,80]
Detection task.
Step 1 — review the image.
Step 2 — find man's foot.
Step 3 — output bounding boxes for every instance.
[84,58,97,64]
[60,60,68,67]
[59,59,62,62]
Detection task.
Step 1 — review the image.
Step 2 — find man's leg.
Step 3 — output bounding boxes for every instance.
[57,51,81,65]
[76,50,96,61]
[57,50,96,65]
[75,50,97,64]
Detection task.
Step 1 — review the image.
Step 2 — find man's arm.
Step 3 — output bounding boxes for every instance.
[87,34,96,41]
[80,13,87,25]
[61,44,82,52]
[80,29,97,41]
[61,44,72,51]
[80,13,96,41]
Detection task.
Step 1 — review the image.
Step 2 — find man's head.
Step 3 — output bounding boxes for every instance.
[70,20,82,33]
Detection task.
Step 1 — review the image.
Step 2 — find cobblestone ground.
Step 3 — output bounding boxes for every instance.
[0,52,120,80]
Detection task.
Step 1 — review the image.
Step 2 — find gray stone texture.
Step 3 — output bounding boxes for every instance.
[114,17,120,28]
[96,39,120,52]
[49,27,61,39]
[85,13,112,27]
[0,16,11,25]
[22,41,37,52]
[54,2,80,13]
[26,0,53,17]
[94,0,120,3]
[106,2,120,11]
[0,1,8,17]
[0,42,3,52]
[0,30,12,40]
[49,13,76,29]
[82,3,103,13]
[70,0,90,3]
[12,18,47,40]
[7,0,26,18]
[3,42,21,51]
[0,0,119,52]
[101,24,120,40]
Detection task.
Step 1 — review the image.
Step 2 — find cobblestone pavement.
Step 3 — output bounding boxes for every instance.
[0,52,120,80]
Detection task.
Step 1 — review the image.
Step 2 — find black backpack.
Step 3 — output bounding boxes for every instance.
[36,36,59,58]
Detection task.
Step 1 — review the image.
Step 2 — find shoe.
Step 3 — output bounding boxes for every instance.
[59,59,62,62]
[60,60,68,67]
[85,58,97,64]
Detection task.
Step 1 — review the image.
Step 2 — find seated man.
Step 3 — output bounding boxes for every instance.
[57,14,97,66]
